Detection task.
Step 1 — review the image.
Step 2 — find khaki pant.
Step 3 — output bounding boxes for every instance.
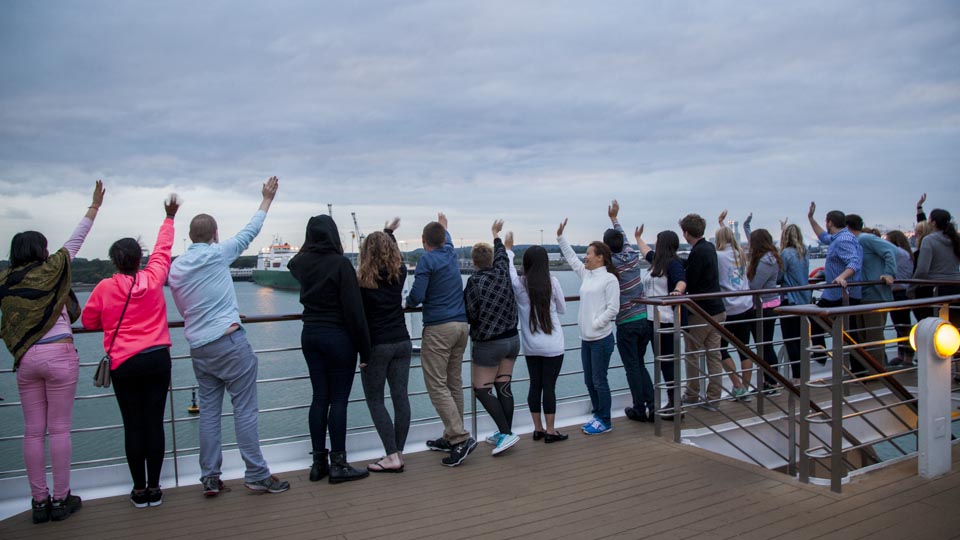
[420,322,470,444]
[857,308,888,367]
[683,311,727,402]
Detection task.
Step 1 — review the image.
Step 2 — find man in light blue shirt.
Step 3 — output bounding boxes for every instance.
[807,202,866,371]
[168,176,290,496]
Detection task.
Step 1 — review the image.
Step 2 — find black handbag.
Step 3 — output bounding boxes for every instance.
[93,275,136,388]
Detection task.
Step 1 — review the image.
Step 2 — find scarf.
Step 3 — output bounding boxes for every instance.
[0,247,75,370]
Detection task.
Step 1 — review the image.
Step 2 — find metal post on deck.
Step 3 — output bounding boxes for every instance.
[916,317,958,479]
[754,293,765,416]
[798,314,812,484]
[673,304,683,443]
[168,381,180,487]
[653,308,662,438]
[830,317,845,493]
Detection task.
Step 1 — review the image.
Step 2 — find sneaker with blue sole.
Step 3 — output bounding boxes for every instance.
[492,433,520,455]
[583,418,613,435]
[581,415,599,432]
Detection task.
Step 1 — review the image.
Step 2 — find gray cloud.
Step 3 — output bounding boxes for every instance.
[1,0,958,248]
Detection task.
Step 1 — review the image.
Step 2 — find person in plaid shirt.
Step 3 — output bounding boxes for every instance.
[464,220,521,456]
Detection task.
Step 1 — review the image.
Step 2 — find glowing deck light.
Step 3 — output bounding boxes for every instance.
[910,320,960,358]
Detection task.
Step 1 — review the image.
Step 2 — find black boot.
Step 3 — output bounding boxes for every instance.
[328,451,369,484]
[310,450,329,482]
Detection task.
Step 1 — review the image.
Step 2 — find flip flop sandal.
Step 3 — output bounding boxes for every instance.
[367,460,404,473]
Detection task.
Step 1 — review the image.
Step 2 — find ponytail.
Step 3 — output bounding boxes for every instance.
[930,209,960,259]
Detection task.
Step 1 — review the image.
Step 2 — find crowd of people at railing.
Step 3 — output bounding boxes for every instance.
[2,178,958,525]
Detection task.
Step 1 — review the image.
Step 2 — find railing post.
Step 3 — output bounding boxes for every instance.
[799,314,812,483]
[470,363,477,439]
[841,287,851,398]
[830,316,845,493]
[168,380,180,487]
[788,390,797,476]
[673,304,683,443]
[754,293,765,416]
[653,307,662,438]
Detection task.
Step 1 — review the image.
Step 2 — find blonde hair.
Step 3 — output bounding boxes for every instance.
[357,231,402,289]
[714,227,746,270]
[471,242,493,269]
[915,221,934,250]
[779,224,806,259]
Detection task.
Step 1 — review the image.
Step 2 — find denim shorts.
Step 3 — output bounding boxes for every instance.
[471,335,520,368]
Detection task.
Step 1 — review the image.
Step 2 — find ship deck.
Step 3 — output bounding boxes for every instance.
[3,419,959,540]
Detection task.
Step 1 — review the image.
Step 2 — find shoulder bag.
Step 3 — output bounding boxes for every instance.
[93,275,136,388]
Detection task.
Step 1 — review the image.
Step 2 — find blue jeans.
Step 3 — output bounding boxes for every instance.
[616,319,654,411]
[191,329,271,483]
[581,333,615,425]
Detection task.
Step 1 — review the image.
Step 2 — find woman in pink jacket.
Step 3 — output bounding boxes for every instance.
[82,196,179,508]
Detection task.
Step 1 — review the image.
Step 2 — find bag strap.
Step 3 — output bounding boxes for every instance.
[106,274,136,357]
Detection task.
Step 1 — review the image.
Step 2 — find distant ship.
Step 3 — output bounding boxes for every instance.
[251,239,300,290]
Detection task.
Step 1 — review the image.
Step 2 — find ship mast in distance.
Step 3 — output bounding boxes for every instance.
[327,203,333,217]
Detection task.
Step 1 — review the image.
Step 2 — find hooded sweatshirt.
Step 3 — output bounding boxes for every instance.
[715,246,753,316]
[912,230,960,286]
[82,217,174,369]
[288,215,371,363]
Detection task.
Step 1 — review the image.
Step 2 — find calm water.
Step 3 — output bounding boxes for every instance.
[0,271,634,474]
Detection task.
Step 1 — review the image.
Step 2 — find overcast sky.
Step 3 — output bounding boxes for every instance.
[1,1,958,258]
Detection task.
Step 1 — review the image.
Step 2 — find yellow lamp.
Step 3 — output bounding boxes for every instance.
[935,323,960,357]
[910,320,960,357]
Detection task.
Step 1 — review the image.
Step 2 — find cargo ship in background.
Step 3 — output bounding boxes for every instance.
[250,238,300,290]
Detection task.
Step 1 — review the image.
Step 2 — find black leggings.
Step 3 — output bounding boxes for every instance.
[750,306,779,369]
[657,322,677,390]
[111,347,172,490]
[720,309,753,362]
[302,325,357,453]
[780,301,804,378]
[526,355,563,414]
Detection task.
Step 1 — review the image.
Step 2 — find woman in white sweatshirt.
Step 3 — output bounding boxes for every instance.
[505,234,568,443]
[557,219,620,435]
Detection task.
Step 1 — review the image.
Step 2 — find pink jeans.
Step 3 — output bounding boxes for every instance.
[16,342,79,501]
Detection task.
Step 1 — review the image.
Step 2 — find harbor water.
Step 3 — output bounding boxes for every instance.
[0,271,639,476]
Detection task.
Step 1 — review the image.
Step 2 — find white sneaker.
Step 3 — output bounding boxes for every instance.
[492,433,520,455]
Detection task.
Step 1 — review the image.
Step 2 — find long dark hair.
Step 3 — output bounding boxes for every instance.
[522,245,554,334]
[588,241,619,279]
[747,228,783,281]
[9,231,48,268]
[929,208,960,259]
[650,231,680,278]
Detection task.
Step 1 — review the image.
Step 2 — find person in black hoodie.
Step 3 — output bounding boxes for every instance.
[357,218,411,473]
[288,215,371,484]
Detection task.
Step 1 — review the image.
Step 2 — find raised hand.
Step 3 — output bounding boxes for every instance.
[165,193,181,218]
[634,224,644,241]
[557,218,568,237]
[385,217,401,232]
[91,179,105,209]
[437,212,448,230]
[504,231,514,250]
[262,176,279,200]
[808,202,817,220]
[492,219,504,238]
[917,193,926,208]
[780,217,789,231]
[718,209,728,226]
[608,200,620,221]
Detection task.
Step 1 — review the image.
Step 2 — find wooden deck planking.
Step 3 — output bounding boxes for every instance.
[1,417,957,540]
